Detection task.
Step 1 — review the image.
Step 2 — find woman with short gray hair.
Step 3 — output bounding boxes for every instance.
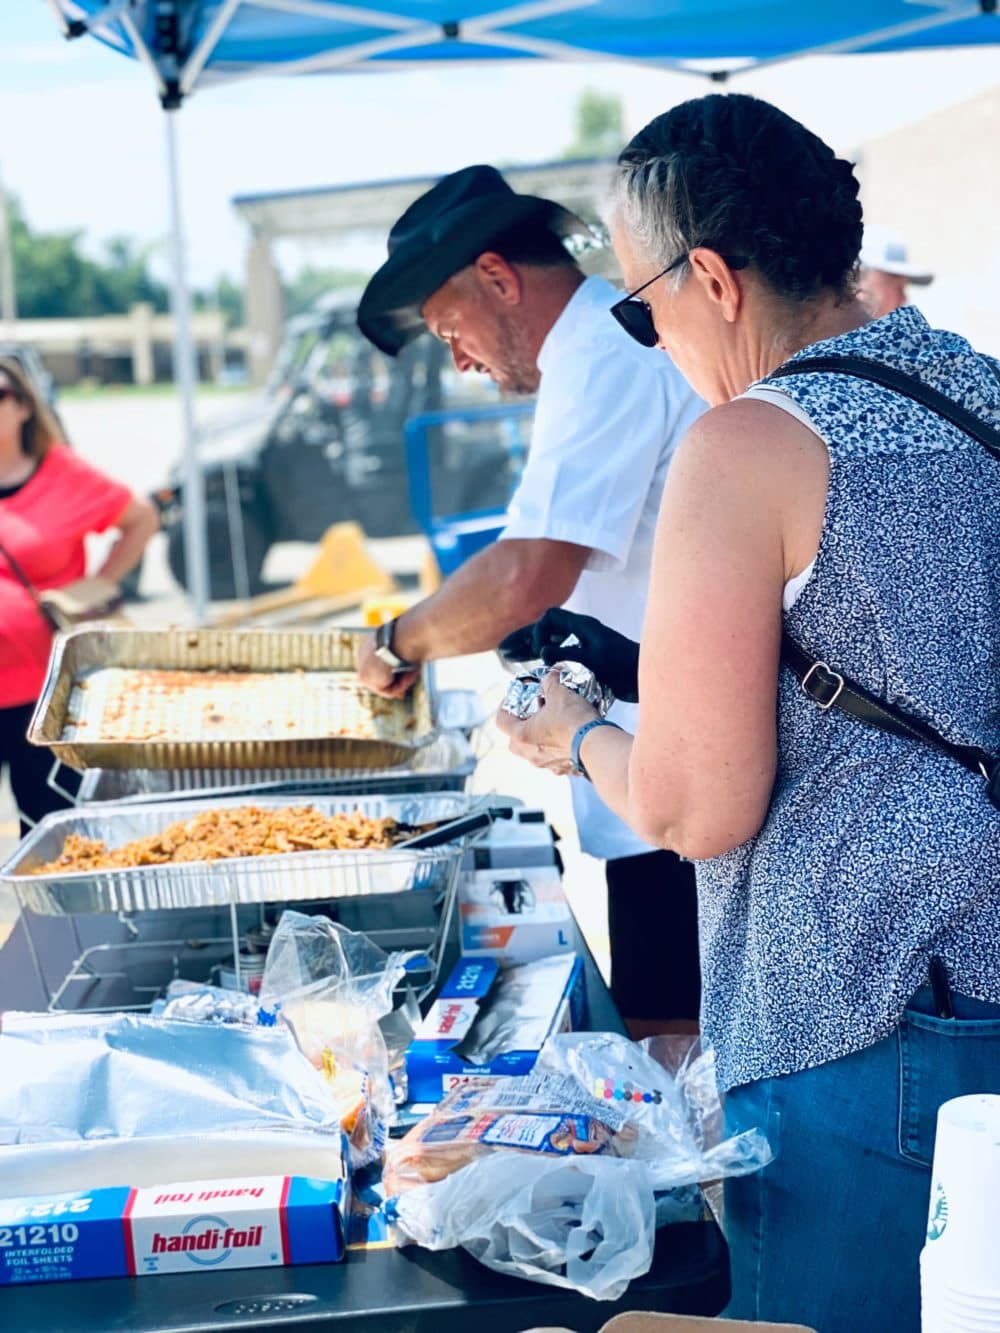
[499,93,1000,1330]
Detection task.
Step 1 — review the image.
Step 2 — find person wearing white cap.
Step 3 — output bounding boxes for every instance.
[858,223,934,318]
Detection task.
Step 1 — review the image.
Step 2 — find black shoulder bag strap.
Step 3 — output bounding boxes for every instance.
[766,353,1000,810]
[0,535,63,633]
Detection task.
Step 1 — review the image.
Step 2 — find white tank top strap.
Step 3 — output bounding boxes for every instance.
[741,384,822,610]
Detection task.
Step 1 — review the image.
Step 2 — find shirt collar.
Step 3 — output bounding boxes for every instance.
[537,275,611,376]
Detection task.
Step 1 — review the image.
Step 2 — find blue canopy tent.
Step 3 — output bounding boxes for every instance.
[47,0,1000,619]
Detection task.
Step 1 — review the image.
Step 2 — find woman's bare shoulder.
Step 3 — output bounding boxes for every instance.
[680,394,826,460]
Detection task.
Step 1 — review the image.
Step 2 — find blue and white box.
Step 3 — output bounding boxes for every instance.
[0,1172,349,1286]
[405,953,585,1103]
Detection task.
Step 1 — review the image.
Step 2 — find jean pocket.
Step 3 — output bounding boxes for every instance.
[897,1008,1000,1165]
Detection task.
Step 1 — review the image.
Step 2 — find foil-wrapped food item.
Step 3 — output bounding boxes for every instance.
[501,660,614,721]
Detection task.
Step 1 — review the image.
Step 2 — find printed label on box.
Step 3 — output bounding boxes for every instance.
[0,1174,348,1286]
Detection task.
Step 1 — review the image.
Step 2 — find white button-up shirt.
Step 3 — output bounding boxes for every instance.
[501,275,705,861]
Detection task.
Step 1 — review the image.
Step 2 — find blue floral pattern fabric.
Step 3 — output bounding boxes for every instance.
[699,307,1000,1093]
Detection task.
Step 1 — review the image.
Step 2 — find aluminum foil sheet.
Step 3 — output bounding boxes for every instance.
[501,660,614,722]
[153,980,270,1026]
[0,1012,346,1196]
[1,791,472,915]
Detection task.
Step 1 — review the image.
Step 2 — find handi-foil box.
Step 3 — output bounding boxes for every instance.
[405,953,585,1103]
[0,1174,349,1285]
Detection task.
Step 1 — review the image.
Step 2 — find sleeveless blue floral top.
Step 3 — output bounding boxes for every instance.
[698,307,1000,1093]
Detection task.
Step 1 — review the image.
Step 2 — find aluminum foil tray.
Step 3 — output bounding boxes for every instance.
[74,733,477,804]
[28,626,436,772]
[1,792,473,916]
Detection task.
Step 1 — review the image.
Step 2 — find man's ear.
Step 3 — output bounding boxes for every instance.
[687,248,744,324]
[473,251,523,306]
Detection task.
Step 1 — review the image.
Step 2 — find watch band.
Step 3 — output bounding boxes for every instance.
[373,616,416,674]
[570,718,622,781]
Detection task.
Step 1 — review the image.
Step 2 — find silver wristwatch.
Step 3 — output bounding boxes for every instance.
[373,617,415,674]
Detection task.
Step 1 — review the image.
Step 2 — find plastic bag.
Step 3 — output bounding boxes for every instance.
[536,1031,770,1190]
[392,1153,655,1301]
[259,910,419,1169]
[387,1030,772,1300]
[383,1073,644,1195]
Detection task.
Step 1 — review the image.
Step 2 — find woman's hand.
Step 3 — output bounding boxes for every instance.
[98,496,159,583]
[495,670,599,776]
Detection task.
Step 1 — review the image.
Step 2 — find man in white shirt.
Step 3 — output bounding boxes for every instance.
[356,164,705,1031]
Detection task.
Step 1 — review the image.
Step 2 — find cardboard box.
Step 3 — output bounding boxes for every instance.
[0,1173,349,1285]
[523,1317,817,1332]
[404,953,585,1103]
[459,865,574,964]
[462,806,558,870]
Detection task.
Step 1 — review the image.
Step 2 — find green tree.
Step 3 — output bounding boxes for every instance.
[9,197,100,317]
[6,196,171,318]
[94,235,169,313]
[561,89,625,160]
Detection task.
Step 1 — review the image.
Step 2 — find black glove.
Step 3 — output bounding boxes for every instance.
[498,607,641,703]
[497,622,537,666]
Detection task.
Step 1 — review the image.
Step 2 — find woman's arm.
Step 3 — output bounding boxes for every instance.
[96,496,160,583]
[499,397,828,859]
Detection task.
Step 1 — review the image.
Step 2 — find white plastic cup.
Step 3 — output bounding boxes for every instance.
[923,1255,1000,1304]
[922,1249,1000,1333]
[922,1282,1000,1332]
[922,1094,1000,1292]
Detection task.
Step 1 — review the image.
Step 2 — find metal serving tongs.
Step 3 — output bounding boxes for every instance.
[391,800,515,849]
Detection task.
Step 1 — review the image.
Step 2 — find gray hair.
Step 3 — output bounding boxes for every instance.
[607,155,697,291]
[608,96,864,303]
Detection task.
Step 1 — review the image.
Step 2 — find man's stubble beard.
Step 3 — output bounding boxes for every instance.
[493,309,541,396]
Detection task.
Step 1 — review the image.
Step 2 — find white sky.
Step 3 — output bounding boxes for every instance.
[1,2,998,287]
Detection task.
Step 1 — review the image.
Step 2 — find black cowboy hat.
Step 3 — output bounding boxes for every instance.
[357,164,593,357]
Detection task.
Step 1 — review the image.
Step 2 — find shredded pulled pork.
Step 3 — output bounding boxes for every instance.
[33,806,400,873]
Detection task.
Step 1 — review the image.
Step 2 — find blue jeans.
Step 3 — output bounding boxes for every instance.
[722,987,1000,1332]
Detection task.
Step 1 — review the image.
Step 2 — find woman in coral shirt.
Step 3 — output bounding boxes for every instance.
[0,357,158,832]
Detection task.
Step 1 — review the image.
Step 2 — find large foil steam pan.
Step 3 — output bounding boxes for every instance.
[501,660,614,721]
[74,730,477,805]
[0,791,473,915]
[28,626,436,771]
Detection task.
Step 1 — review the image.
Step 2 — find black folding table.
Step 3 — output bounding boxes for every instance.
[0,897,730,1331]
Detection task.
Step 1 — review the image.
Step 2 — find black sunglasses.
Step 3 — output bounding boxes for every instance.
[610,251,749,347]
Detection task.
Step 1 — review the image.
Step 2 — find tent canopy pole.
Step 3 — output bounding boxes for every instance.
[164,109,210,623]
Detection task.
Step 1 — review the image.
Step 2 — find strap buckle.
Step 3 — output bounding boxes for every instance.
[801,661,845,711]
